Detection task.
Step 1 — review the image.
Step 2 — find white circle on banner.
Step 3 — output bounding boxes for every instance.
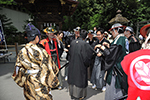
[130,55,150,90]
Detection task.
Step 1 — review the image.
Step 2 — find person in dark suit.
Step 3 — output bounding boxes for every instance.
[68,29,94,100]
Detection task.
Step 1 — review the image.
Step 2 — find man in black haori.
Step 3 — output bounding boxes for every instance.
[64,27,81,81]
[94,23,129,100]
[90,28,110,91]
[124,26,141,53]
[68,29,94,100]
[85,30,97,45]
[85,30,97,80]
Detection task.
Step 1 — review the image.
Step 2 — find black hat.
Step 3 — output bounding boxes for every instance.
[25,23,41,42]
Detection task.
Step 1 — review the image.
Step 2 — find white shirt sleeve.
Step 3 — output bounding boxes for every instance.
[58,42,61,48]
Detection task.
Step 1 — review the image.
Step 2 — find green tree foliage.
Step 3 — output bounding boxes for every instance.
[0,7,27,45]
[0,13,18,35]
[0,14,21,45]
[0,0,28,44]
[136,0,150,21]
[1,0,150,36]
[0,0,14,5]
[62,0,150,33]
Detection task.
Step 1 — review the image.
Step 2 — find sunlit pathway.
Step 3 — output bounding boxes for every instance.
[0,47,105,100]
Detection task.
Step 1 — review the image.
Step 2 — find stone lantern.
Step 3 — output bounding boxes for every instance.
[109,10,130,25]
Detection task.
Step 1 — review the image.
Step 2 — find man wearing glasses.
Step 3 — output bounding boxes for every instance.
[90,28,110,91]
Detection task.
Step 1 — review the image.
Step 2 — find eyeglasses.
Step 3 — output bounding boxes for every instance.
[96,34,101,36]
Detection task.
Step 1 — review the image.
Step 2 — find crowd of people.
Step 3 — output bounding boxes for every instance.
[12,22,150,100]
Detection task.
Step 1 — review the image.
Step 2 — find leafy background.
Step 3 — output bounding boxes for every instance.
[1,0,150,44]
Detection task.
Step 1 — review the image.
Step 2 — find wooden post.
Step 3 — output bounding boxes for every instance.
[15,43,18,57]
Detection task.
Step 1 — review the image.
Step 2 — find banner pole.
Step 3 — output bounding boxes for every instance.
[0,20,7,50]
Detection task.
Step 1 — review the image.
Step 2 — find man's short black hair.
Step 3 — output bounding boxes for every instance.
[80,29,88,39]
[96,27,104,34]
